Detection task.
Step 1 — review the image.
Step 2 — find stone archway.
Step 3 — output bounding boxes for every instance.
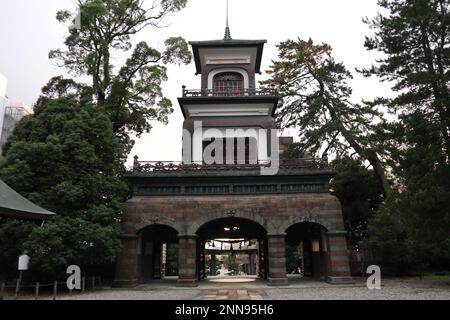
[114,194,353,287]
[114,219,181,287]
[279,214,333,235]
[186,208,275,236]
[282,218,352,284]
[195,216,269,282]
[134,216,182,236]
[138,224,179,282]
[285,221,329,280]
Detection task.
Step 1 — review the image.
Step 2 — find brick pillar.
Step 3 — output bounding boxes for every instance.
[327,231,353,284]
[177,235,198,287]
[267,235,289,286]
[113,234,139,287]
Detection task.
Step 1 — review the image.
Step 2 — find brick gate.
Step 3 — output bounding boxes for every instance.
[113,162,353,287]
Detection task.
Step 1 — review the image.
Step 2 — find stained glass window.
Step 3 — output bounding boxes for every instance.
[213,72,244,96]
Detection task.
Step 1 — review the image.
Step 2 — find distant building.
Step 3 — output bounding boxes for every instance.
[0,73,33,154]
[278,136,294,155]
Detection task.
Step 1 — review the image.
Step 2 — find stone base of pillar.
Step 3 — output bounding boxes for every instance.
[267,278,289,286]
[112,279,139,288]
[176,279,198,287]
[114,234,139,288]
[327,276,354,285]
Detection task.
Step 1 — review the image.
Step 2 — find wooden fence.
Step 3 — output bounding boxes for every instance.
[0,276,101,300]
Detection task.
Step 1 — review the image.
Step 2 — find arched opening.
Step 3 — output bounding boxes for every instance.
[138,224,179,283]
[212,72,245,96]
[285,222,328,281]
[196,217,268,283]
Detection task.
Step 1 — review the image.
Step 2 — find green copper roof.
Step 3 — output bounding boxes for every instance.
[0,179,56,220]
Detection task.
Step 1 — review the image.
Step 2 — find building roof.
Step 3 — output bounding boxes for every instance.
[0,179,56,220]
[178,95,279,119]
[189,39,267,75]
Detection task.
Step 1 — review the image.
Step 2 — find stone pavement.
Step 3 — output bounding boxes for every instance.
[195,289,270,300]
[5,277,450,300]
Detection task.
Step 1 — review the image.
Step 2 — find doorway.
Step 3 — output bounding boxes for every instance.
[196,217,268,282]
[139,224,179,282]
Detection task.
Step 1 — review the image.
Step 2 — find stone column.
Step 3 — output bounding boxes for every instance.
[210,254,216,276]
[113,234,139,287]
[326,231,353,284]
[177,235,198,287]
[267,235,289,286]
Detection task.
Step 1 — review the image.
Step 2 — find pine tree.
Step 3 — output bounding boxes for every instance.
[361,0,450,165]
[263,39,391,196]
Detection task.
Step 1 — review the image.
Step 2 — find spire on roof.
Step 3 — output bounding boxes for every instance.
[224,0,232,40]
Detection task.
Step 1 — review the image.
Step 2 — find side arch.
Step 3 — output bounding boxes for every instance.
[133,215,183,235]
[279,214,333,234]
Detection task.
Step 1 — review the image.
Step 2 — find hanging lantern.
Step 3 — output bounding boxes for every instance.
[312,240,320,253]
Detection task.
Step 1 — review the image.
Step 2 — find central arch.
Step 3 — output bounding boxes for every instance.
[187,210,271,236]
[196,217,269,282]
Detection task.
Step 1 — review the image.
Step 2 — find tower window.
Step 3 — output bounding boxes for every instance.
[202,137,258,165]
[213,72,244,96]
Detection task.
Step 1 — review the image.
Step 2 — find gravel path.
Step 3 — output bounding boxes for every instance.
[266,285,450,300]
[8,279,450,300]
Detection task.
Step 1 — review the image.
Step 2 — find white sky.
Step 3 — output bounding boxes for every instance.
[0,0,390,164]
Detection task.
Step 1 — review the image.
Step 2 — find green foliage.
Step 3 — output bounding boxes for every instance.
[263,38,390,195]
[165,243,179,276]
[1,98,127,213]
[361,0,450,164]
[50,0,192,152]
[0,0,191,281]
[285,242,302,274]
[0,219,38,279]
[23,216,121,280]
[331,157,384,247]
[365,202,418,275]
[0,98,127,279]
[227,256,240,276]
[367,166,450,275]
[280,143,305,160]
[362,0,450,275]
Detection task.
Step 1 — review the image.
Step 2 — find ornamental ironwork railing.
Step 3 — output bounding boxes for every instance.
[131,157,329,174]
[181,87,277,98]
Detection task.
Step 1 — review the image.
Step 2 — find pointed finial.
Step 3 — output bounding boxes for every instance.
[224,0,232,40]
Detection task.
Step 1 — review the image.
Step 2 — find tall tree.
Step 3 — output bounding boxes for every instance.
[50,0,192,152]
[362,0,450,275]
[0,97,128,278]
[263,39,391,196]
[361,0,450,166]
